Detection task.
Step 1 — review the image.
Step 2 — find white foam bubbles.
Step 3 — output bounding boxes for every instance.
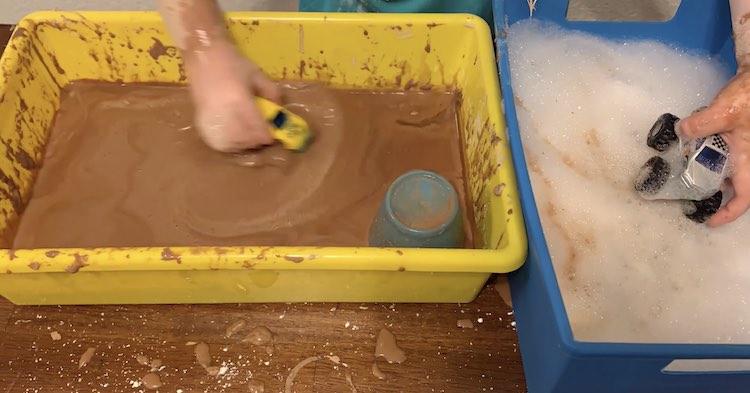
[507,20,750,344]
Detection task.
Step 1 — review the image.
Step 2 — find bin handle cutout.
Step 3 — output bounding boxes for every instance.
[662,359,750,374]
[565,0,680,22]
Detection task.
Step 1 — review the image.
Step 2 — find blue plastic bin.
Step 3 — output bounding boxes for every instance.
[493,1,750,392]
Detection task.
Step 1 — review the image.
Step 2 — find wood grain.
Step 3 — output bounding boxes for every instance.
[0,278,525,393]
[0,25,10,52]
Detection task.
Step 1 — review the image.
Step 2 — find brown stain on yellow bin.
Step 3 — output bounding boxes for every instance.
[284,256,304,263]
[0,11,527,305]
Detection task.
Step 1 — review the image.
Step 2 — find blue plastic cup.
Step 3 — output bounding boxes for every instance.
[368,170,464,248]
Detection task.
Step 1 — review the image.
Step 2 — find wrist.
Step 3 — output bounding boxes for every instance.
[738,55,750,71]
[182,37,239,74]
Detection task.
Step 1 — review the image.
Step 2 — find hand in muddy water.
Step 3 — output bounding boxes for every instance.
[677,68,750,227]
[186,41,282,153]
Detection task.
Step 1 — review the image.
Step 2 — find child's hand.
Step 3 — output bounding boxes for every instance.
[677,68,750,227]
[186,42,282,153]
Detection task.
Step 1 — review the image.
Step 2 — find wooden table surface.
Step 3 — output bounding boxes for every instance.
[0,24,526,393]
[0,278,525,393]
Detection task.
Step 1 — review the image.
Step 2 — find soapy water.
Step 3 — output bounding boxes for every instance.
[508,20,750,344]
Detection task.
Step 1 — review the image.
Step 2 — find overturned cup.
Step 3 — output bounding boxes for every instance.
[368,170,464,249]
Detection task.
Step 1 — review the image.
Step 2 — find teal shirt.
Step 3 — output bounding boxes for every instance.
[299,0,493,25]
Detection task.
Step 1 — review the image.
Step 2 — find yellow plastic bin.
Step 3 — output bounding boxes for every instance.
[0,11,527,305]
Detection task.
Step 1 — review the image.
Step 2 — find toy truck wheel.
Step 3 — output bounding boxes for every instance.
[683,190,723,223]
[634,156,670,196]
[646,113,679,152]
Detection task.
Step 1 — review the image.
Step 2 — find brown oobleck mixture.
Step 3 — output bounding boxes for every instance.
[12,81,473,248]
[375,327,406,364]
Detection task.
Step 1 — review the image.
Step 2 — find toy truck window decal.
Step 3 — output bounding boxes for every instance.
[272,111,287,128]
[695,146,727,173]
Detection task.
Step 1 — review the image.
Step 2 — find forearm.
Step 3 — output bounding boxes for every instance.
[731,0,750,67]
[156,0,234,65]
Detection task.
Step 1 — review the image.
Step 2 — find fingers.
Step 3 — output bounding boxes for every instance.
[708,168,750,227]
[243,59,282,104]
[708,192,750,227]
[188,53,279,152]
[195,102,272,153]
[195,110,241,153]
[241,101,275,146]
[250,71,283,104]
[677,102,733,140]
